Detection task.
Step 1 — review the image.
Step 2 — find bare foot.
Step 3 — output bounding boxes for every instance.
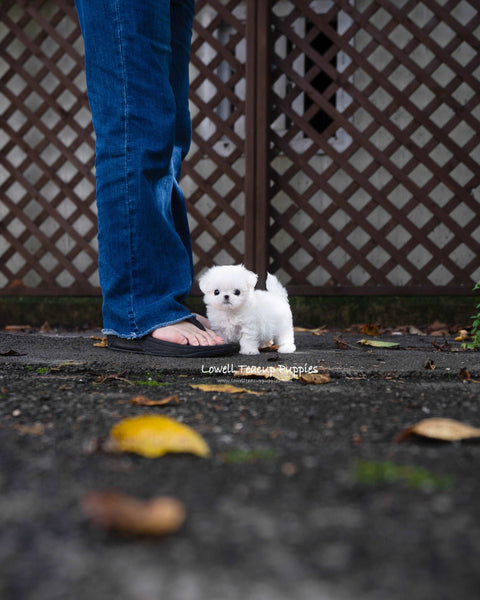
[151,319,224,346]
[193,313,210,329]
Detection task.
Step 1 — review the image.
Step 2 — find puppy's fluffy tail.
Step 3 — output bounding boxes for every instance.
[266,273,288,300]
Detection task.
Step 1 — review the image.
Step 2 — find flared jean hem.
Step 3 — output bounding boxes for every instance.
[102,311,194,339]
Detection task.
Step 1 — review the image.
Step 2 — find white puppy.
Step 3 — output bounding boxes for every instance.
[198,264,296,355]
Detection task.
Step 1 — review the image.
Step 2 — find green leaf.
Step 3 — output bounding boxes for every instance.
[357,339,400,348]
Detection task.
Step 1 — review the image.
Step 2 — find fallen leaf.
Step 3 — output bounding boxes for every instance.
[0,349,26,356]
[82,491,185,536]
[109,414,210,458]
[298,372,331,385]
[432,339,451,352]
[423,359,435,370]
[51,361,86,370]
[458,368,480,383]
[259,343,279,352]
[409,326,424,335]
[396,417,480,442]
[294,325,327,336]
[359,324,380,336]
[93,337,108,348]
[455,329,469,342]
[459,367,471,381]
[358,339,400,349]
[190,383,264,395]
[95,372,133,385]
[333,334,351,349]
[14,422,45,436]
[4,325,32,332]
[233,366,298,381]
[129,394,180,406]
[40,321,51,333]
[428,321,450,336]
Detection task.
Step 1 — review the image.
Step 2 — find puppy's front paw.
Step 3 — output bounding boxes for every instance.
[239,346,260,355]
[278,344,296,354]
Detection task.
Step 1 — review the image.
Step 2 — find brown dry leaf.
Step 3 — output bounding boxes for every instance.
[431,339,451,352]
[4,325,32,332]
[92,336,108,348]
[428,321,450,336]
[14,422,45,436]
[95,372,133,385]
[396,417,480,443]
[359,324,380,336]
[293,325,327,336]
[129,394,180,406]
[259,343,279,352]
[333,334,350,350]
[233,366,298,381]
[423,359,436,370]
[40,321,51,333]
[109,414,210,458]
[190,383,264,395]
[82,491,185,536]
[458,368,480,383]
[298,372,331,385]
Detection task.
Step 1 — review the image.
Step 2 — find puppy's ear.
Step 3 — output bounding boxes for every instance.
[198,271,211,293]
[246,270,258,289]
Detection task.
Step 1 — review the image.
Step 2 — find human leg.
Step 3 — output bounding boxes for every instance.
[148,0,224,347]
[75,0,194,338]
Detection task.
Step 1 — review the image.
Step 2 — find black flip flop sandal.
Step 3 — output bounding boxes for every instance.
[107,316,238,357]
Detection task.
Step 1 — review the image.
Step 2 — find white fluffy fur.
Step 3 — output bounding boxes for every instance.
[198,264,296,355]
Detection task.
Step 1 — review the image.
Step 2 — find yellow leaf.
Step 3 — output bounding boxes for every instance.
[455,329,469,342]
[92,336,107,347]
[396,417,480,443]
[233,366,298,381]
[190,383,264,395]
[358,339,399,348]
[82,491,185,536]
[109,415,210,458]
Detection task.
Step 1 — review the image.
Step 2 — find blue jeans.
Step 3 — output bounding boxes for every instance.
[75,0,195,338]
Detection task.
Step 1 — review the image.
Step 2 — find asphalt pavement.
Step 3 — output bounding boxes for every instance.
[1,328,480,600]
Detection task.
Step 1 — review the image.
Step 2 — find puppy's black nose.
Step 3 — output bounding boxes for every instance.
[224,294,229,300]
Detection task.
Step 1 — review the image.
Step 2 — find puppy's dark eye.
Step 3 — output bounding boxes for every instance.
[214,289,220,295]
[233,289,241,296]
